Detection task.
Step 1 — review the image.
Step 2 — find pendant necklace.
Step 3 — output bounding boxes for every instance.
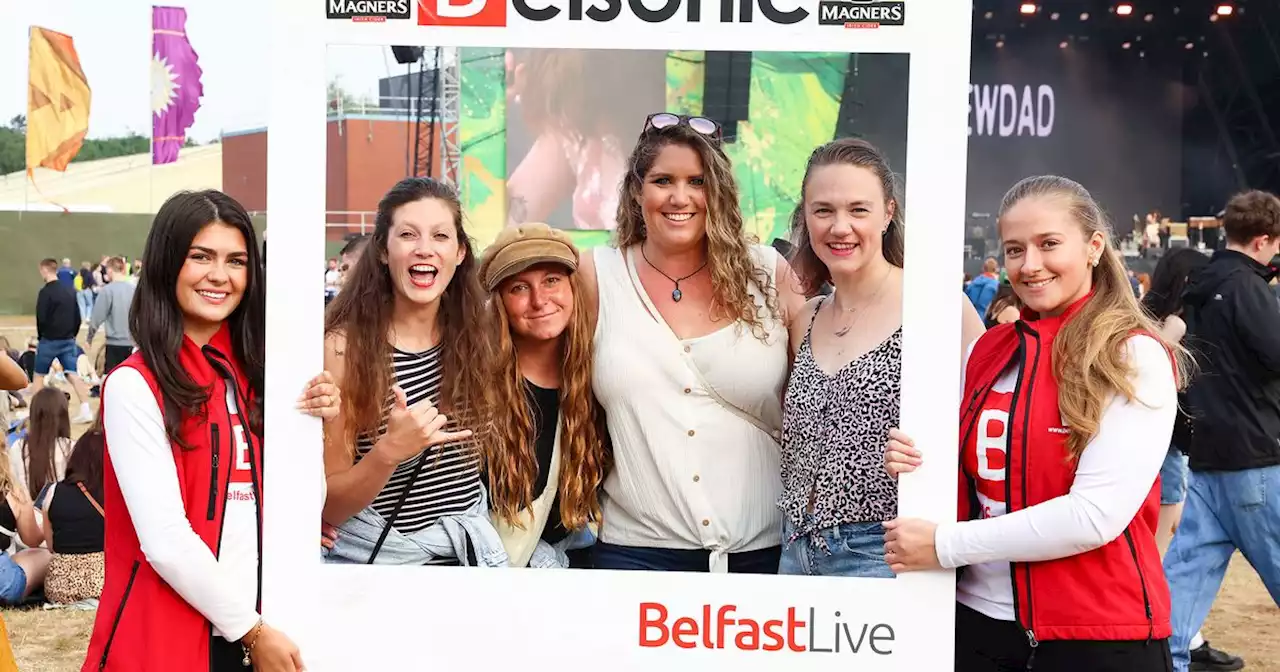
[832,267,893,338]
[641,244,707,303]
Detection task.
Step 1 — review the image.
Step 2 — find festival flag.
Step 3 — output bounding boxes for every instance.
[26,26,92,176]
[151,6,203,165]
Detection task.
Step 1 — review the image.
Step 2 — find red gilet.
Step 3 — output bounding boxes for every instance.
[82,324,263,672]
[957,294,1172,643]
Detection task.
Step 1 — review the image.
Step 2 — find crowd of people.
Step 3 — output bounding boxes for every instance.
[0,111,1272,672]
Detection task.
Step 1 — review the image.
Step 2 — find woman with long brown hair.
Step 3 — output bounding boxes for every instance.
[576,113,806,573]
[321,177,506,567]
[35,423,105,604]
[477,223,610,568]
[885,175,1186,670]
[9,387,73,503]
[776,138,985,578]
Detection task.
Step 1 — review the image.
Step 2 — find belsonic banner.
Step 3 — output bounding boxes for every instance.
[265,0,973,669]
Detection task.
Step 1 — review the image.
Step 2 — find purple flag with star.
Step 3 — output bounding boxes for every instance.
[151,6,203,165]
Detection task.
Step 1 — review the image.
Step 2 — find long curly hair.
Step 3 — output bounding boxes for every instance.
[324,177,493,458]
[483,272,611,530]
[613,122,778,339]
[998,176,1192,460]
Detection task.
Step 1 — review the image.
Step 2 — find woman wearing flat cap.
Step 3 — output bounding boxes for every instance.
[478,223,611,569]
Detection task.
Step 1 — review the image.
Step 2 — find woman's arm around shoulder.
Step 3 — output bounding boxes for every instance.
[774,252,809,327]
[103,367,261,641]
[577,246,601,333]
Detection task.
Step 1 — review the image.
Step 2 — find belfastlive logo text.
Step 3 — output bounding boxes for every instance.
[639,603,896,654]
[327,0,411,21]
[817,0,905,28]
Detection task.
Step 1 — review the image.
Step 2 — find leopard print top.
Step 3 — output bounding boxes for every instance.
[778,296,903,543]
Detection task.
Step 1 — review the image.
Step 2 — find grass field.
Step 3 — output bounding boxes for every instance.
[0,318,1274,670]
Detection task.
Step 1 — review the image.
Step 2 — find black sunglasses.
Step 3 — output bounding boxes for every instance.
[642,112,723,143]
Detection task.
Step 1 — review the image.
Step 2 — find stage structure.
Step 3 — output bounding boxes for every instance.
[439,47,462,187]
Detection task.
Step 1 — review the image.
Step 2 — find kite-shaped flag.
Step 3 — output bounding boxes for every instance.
[26,26,92,176]
[151,6,204,165]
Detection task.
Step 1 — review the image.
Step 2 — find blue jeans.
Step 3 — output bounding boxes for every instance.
[0,552,27,605]
[77,289,94,322]
[778,517,896,578]
[1159,447,1188,505]
[34,339,79,376]
[1163,464,1280,672]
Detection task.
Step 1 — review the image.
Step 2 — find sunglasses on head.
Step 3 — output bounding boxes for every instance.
[642,113,723,143]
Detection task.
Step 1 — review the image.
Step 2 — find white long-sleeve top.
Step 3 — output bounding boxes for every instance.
[934,335,1177,621]
[103,367,260,641]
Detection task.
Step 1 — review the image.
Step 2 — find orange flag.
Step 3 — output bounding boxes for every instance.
[0,614,18,672]
[26,26,92,176]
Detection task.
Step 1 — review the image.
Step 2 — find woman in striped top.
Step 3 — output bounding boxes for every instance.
[321,177,504,567]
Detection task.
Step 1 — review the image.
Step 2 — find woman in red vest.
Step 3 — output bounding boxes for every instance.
[884,175,1187,671]
[82,190,340,672]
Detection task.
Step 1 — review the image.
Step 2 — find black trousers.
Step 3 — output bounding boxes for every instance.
[103,345,133,375]
[956,603,1173,672]
[211,636,246,671]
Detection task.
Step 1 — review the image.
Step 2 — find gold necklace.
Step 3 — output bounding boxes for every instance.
[832,267,893,338]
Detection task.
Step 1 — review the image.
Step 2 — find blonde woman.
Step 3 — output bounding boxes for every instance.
[885,176,1185,670]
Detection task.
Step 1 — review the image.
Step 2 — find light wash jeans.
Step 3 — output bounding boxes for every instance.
[324,487,509,567]
[528,526,598,569]
[778,515,896,578]
[76,289,94,322]
[1163,464,1280,672]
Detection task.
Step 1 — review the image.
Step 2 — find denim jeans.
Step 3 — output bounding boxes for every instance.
[777,517,896,578]
[1163,464,1280,672]
[1159,447,1188,505]
[76,289,94,322]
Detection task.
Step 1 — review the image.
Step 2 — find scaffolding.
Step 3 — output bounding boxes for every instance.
[438,47,462,189]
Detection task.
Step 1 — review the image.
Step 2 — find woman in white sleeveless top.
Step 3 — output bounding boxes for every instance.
[576,113,806,573]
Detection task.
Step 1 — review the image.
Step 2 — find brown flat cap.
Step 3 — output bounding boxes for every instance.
[479,223,580,292]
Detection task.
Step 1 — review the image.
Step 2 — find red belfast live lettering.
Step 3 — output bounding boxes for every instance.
[638,603,896,654]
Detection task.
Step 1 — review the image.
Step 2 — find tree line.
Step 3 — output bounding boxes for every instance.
[0,115,201,176]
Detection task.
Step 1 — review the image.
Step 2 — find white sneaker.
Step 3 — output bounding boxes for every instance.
[72,412,95,424]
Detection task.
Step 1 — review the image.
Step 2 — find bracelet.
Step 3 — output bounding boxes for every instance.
[241,619,266,666]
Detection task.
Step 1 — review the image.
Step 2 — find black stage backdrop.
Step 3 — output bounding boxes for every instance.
[963,40,1186,260]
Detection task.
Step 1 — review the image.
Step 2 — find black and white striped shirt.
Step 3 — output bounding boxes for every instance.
[354,345,482,549]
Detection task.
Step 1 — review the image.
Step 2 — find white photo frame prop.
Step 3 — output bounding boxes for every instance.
[265,0,973,669]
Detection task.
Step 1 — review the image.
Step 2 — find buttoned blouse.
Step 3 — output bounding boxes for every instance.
[590,244,789,572]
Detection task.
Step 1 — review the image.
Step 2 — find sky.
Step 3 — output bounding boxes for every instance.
[2,0,396,142]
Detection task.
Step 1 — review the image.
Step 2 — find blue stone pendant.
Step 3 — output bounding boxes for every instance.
[672,288,683,302]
